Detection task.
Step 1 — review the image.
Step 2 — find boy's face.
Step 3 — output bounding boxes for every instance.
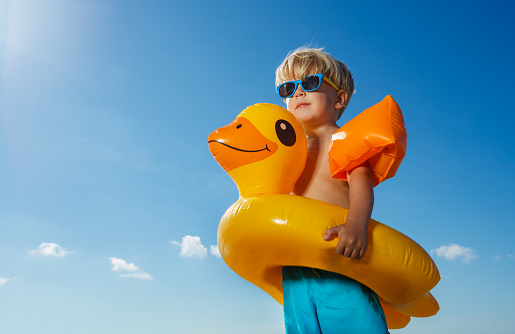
[284,77,346,130]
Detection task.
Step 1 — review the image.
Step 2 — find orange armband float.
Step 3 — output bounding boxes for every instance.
[329,95,407,186]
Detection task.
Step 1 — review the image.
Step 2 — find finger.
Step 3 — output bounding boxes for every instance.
[323,227,338,241]
[352,249,362,260]
[358,248,366,259]
[342,246,354,258]
[354,246,367,260]
[335,240,345,254]
[342,246,362,259]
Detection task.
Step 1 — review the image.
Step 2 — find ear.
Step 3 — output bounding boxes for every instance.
[334,90,348,109]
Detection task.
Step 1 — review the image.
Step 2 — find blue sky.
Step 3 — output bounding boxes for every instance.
[0,0,514,333]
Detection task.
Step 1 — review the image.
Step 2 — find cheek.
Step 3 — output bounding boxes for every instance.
[286,99,295,112]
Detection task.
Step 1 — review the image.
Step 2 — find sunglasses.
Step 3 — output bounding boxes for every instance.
[276,74,340,99]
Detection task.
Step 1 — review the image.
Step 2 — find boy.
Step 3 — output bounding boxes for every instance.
[276,47,389,333]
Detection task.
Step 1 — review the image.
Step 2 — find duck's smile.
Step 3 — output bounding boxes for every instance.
[207,140,273,153]
[208,116,278,172]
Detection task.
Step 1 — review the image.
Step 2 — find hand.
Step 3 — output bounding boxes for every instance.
[323,223,368,259]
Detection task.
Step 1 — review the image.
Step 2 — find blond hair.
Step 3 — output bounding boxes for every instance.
[275,47,354,120]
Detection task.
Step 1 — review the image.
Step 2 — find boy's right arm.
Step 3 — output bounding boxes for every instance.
[323,162,374,260]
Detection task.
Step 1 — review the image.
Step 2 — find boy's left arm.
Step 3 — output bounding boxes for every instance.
[323,162,374,259]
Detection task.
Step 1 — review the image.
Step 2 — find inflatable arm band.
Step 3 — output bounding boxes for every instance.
[329,95,407,186]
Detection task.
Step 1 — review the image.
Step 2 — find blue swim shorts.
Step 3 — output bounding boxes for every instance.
[282,266,389,334]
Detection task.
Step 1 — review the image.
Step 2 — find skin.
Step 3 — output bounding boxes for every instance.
[284,78,374,260]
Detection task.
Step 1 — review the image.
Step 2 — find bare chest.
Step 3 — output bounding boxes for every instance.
[292,148,350,208]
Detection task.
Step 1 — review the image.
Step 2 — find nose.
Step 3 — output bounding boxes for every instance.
[293,84,305,98]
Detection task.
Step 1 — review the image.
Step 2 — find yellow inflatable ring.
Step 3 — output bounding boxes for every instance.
[208,101,440,329]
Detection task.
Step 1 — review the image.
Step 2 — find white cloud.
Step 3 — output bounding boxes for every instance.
[171,236,207,259]
[210,245,221,258]
[109,257,140,272]
[507,254,515,259]
[432,243,477,264]
[0,276,16,286]
[120,272,153,280]
[30,242,71,257]
[109,257,153,280]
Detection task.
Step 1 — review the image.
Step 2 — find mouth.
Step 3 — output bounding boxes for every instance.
[208,140,272,153]
[295,103,309,110]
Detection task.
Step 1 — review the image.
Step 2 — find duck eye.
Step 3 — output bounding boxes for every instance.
[275,119,296,147]
[236,124,242,129]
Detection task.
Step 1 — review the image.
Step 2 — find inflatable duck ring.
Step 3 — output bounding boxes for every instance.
[208,96,440,329]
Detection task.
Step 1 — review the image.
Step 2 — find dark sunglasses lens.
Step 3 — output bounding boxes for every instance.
[302,75,321,91]
[279,82,296,98]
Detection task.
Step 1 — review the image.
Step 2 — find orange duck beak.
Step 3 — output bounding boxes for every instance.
[208,116,278,172]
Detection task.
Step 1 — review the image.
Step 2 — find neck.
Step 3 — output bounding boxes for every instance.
[303,122,339,139]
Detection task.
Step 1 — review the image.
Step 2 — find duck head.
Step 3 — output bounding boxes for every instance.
[208,103,307,197]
